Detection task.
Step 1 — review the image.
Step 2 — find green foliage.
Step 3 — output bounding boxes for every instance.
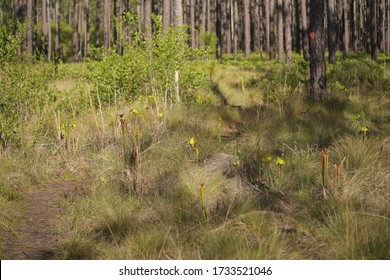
[87,16,205,104]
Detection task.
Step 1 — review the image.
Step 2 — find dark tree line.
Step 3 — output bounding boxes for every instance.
[2,0,389,63]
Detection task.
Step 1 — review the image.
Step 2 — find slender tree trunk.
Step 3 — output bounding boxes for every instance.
[95,0,100,46]
[47,0,51,61]
[294,0,301,53]
[309,0,326,102]
[84,0,89,58]
[162,0,170,30]
[73,0,79,61]
[328,0,337,63]
[174,0,183,26]
[27,0,32,56]
[370,0,377,60]
[285,0,292,66]
[55,0,60,59]
[343,0,350,56]
[103,0,110,54]
[233,0,238,60]
[388,0,390,52]
[277,0,284,61]
[243,0,251,58]
[42,0,48,57]
[226,0,232,54]
[144,0,152,40]
[269,0,276,59]
[265,0,270,54]
[352,0,357,50]
[301,0,309,59]
[206,0,210,31]
[216,0,222,59]
[254,0,261,51]
[190,0,196,48]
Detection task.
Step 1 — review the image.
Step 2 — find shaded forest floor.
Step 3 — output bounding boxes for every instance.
[1,53,390,259]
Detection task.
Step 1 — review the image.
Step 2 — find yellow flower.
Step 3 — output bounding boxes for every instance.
[361,126,368,134]
[158,112,164,119]
[188,137,196,147]
[276,157,285,166]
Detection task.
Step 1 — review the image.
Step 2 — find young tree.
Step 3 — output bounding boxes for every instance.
[244,0,251,58]
[309,0,326,102]
[328,0,337,63]
[277,0,284,61]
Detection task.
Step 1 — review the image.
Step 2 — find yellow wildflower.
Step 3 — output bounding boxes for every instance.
[361,126,368,135]
[276,157,285,166]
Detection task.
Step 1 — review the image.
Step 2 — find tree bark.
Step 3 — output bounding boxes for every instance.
[254,0,261,51]
[95,0,100,47]
[285,0,292,66]
[265,0,270,54]
[328,0,337,63]
[73,0,79,61]
[84,0,89,58]
[55,0,60,59]
[47,0,51,61]
[309,0,326,102]
[269,0,276,59]
[277,0,284,61]
[144,0,152,40]
[27,0,32,56]
[244,0,251,58]
[233,0,238,60]
[103,0,110,55]
[215,0,222,59]
[174,0,183,26]
[343,0,350,56]
[190,0,196,48]
[162,0,170,30]
[42,0,48,58]
[370,0,377,61]
[301,0,309,59]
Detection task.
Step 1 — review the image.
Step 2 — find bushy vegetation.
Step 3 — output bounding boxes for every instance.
[1,24,389,260]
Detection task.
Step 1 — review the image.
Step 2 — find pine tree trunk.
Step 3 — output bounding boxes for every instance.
[95,0,100,47]
[343,0,350,56]
[309,0,326,102]
[233,0,238,60]
[174,0,183,26]
[301,0,309,59]
[47,0,51,61]
[277,0,284,62]
[254,0,261,52]
[269,0,276,59]
[163,0,170,30]
[226,0,232,54]
[55,0,60,59]
[294,0,301,53]
[328,0,337,63]
[207,0,210,31]
[103,0,110,55]
[216,0,222,59]
[285,0,292,66]
[370,0,377,61]
[84,0,89,58]
[265,0,270,54]
[144,0,152,40]
[190,0,196,48]
[388,0,390,52]
[73,0,79,61]
[42,0,48,58]
[244,0,251,58]
[27,0,32,56]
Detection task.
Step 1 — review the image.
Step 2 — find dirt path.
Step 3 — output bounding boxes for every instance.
[4,181,83,260]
